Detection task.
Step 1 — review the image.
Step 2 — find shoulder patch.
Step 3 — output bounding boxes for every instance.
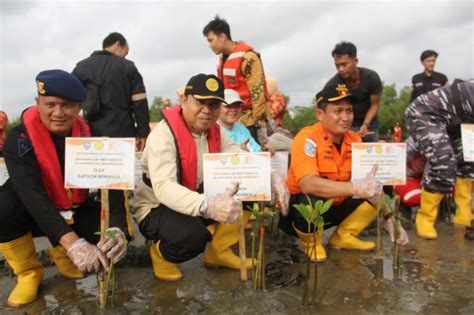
[18,137,32,157]
[304,137,317,157]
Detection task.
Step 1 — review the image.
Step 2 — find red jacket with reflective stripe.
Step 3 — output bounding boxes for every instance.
[23,106,90,210]
[162,105,221,191]
[217,41,268,110]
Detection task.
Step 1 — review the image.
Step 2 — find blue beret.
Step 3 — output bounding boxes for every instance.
[35,69,87,102]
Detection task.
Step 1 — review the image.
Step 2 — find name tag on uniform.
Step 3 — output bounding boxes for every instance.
[223,68,236,76]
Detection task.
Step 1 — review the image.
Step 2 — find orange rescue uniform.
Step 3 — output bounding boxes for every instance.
[286,122,361,206]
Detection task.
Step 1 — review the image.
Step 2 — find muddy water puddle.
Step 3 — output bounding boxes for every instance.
[1,222,473,314]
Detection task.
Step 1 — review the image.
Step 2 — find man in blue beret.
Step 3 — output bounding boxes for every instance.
[0,70,128,307]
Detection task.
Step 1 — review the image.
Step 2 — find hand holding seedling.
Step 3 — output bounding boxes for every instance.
[67,238,108,274]
[271,171,290,216]
[97,227,128,264]
[385,217,410,245]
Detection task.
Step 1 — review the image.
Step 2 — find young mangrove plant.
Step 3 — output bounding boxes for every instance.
[95,228,127,308]
[293,196,332,306]
[374,194,405,271]
[248,202,275,291]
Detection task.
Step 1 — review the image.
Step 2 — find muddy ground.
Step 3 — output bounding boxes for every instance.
[1,217,473,315]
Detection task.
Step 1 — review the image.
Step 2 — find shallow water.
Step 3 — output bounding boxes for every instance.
[1,222,473,314]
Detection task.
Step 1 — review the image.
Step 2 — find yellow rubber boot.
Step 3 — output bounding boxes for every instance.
[329,202,376,250]
[294,225,327,262]
[150,241,183,281]
[452,178,473,227]
[0,232,43,307]
[416,189,444,239]
[47,246,84,279]
[204,211,254,269]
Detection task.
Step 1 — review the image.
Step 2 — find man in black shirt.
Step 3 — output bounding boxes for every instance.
[73,32,150,237]
[324,42,383,142]
[410,50,448,102]
[73,32,150,148]
[0,70,128,307]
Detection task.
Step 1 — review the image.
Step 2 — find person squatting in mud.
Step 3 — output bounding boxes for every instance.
[0,70,129,307]
[405,80,474,239]
[131,74,289,281]
[281,84,409,262]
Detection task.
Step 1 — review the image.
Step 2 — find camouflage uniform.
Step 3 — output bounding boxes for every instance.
[405,81,474,194]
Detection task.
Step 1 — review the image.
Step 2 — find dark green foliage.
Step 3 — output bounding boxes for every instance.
[282,106,317,135]
[149,96,165,122]
[378,84,411,140]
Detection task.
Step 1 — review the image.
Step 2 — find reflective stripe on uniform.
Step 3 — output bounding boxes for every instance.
[403,189,421,202]
[131,92,147,102]
[223,68,236,76]
[227,51,246,60]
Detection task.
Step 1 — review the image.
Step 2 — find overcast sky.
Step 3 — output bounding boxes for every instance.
[1,0,473,119]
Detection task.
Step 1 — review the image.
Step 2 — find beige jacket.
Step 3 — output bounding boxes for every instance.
[132,120,242,224]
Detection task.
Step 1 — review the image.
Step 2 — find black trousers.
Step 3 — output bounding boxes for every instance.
[139,203,216,264]
[279,194,365,236]
[0,189,101,245]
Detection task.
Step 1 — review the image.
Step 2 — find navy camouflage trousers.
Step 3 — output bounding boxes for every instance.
[405,114,474,194]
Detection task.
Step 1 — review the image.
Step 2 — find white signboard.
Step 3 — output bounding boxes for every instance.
[351,143,406,185]
[461,124,474,162]
[271,151,289,179]
[203,152,271,201]
[0,158,8,186]
[64,137,135,190]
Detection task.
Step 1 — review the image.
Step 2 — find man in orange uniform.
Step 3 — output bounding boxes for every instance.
[281,84,409,262]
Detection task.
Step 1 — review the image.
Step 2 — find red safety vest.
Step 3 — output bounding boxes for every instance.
[22,106,90,210]
[162,105,221,191]
[217,41,269,110]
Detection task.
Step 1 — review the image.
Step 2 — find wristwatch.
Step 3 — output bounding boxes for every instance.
[199,198,208,215]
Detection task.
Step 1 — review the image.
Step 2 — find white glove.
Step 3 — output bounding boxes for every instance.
[271,171,290,216]
[202,183,241,224]
[67,238,108,274]
[97,227,127,264]
[352,164,383,199]
[385,217,410,245]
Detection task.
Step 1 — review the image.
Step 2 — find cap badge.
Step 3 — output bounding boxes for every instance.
[206,78,219,92]
[336,84,348,96]
[36,80,46,95]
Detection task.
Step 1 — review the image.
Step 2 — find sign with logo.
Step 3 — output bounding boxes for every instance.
[64,138,135,190]
[351,143,406,185]
[203,152,271,201]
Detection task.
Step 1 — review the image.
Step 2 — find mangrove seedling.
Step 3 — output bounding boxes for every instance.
[374,194,405,271]
[293,196,332,306]
[95,228,127,308]
[248,202,275,291]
